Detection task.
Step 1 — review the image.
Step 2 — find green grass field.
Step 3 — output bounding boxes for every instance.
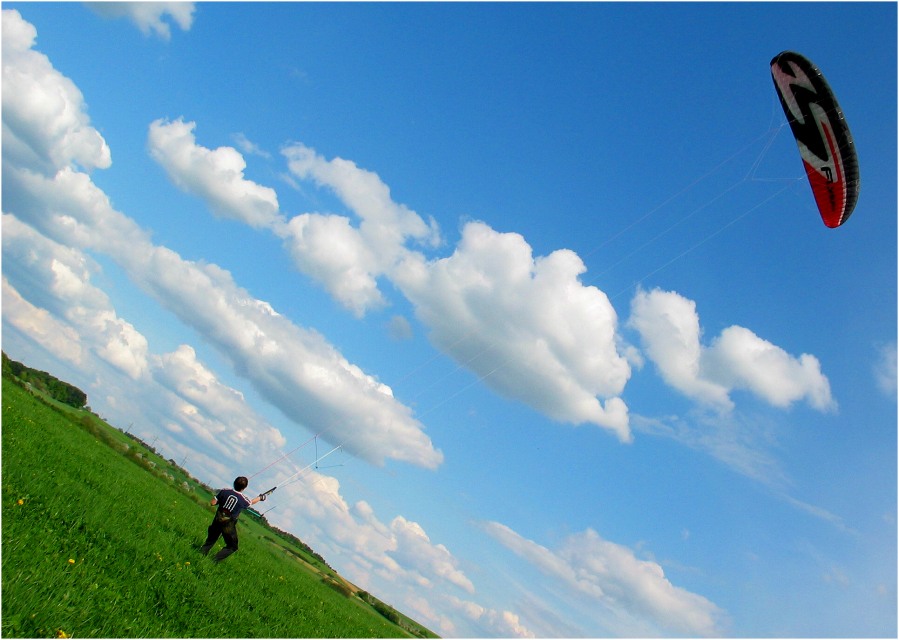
[2,377,437,638]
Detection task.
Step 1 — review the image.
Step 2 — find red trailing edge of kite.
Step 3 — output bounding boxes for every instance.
[770,51,860,228]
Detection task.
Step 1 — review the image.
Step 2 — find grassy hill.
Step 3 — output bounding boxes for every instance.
[1,373,438,638]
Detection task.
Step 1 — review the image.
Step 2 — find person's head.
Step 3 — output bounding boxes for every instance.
[233,476,249,492]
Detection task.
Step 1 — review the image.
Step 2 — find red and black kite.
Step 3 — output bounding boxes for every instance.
[770,51,860,228]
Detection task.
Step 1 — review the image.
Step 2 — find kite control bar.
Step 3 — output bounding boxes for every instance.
[258,486,277,501]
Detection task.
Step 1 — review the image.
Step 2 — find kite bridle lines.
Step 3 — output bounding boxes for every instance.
[248,429,330,480]
[255,442,344,500]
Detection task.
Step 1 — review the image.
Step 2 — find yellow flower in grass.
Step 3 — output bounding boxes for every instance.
[56,630,70,638]
[16,499,23,505]
[67,559,75,565]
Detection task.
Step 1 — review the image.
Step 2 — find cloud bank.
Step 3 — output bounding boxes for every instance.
[1,8,442,471]
[146,119,637,440]
[484,521,726,637]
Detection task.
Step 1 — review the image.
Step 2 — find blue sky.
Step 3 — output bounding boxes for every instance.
[2,2,896,637]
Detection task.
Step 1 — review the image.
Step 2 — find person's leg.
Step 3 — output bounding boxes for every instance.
[213,520,239,562]
[201,518,223,554]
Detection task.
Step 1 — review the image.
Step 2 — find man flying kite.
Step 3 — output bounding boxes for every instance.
[200,476,271,562]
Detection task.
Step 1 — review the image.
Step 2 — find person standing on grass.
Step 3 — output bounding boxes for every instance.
[200,476,265,562]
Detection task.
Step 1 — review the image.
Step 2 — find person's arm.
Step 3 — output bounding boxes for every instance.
[210,496,218,506]
[249,495,263,505]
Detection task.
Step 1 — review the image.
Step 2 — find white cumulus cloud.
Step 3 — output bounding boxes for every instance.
[394,221,632,440]
[629,287,835,412]
[446,596,536,638]
[150,344,287,461]
[2,213,148,379]
[148,118,282,229]
[704,325,835,411]
[2,9,111,174]
[390,516,475,594]
[281,143,440,316]
[2,277,84,366]
[269,474,474,606]
[283,211,385,315]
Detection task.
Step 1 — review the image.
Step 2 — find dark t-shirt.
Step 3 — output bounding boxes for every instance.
[215,488,251,521]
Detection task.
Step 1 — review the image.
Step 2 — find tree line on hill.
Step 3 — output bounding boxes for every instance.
[264,521,334,572]
[2,352,88,409]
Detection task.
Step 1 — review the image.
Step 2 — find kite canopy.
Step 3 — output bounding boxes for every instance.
[770,51,860,228]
